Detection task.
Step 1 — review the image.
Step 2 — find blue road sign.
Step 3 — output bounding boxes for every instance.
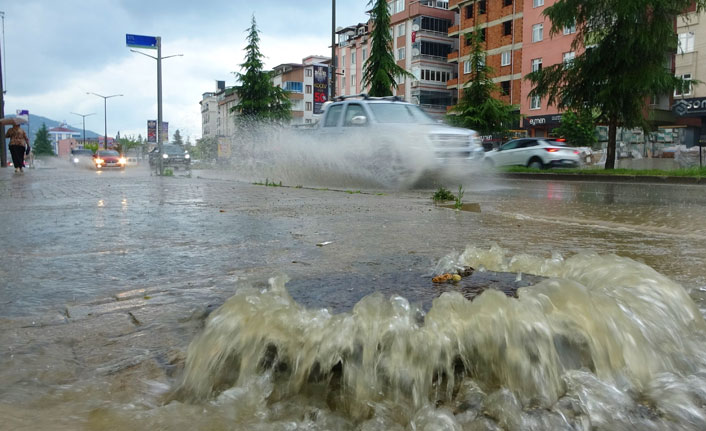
[126,34,158,49]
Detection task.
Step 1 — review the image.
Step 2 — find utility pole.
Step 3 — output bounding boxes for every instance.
[71,112,95,147]
[87,92,123,149]
[331,0,336,100]
[0,10,6,168]
[129,35,182,176]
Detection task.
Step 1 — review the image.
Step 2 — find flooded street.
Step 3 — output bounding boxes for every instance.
[1,164,705,430]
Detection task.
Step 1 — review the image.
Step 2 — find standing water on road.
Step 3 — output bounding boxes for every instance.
[160,247,706,430]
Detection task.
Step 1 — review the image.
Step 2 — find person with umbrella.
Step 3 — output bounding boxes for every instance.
[5,119,30,172]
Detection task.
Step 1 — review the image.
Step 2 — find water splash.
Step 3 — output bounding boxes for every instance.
[173,247,706,429]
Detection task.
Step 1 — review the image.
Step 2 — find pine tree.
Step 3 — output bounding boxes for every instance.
[447,31,519,136]
[526,0,705,169]
[33,123,54,156]
[233,15,291,122]
[172,129,184,146]
[362,0,413,97]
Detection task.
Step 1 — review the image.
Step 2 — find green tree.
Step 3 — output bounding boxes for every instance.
[362,0,413,96]
[117,135,142,155]
[33,123,54,156]
[192,137,218,161]
[551,109,597,148]
[447,31,519,136]
[526,0,704,169]
[172,129,184,146]
[232,15,291,122]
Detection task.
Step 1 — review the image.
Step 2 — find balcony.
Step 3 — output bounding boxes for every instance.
[446,78,458,88]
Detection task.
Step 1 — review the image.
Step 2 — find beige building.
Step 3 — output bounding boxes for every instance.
[272,55,331,125]
[199,80,239,158]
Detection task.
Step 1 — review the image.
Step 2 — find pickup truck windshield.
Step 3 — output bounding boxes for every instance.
[369,104,436,124]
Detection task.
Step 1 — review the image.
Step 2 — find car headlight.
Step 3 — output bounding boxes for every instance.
[119,157,127,164]
[95,158,104,164]
[162,153,169,159]
[185,154,190,159]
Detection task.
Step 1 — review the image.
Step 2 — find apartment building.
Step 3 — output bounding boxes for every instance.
[449,0,523,112]
[519,0,576,137]
[673,4,706,146]
[272,55,331,125]
[335,1,458,117]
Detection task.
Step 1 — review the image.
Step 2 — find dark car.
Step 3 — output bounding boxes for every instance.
[148,144,191,170]
[92,150,126,170]
[70,148,94,167]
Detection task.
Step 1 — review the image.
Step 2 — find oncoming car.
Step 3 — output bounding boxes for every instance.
[92,150,126,170]
[148,144,191,171]
[70,148,94,167]
[483,138,581,169]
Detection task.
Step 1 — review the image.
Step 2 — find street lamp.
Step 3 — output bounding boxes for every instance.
[70,112,95,147]
[129,42,182,175]
[86,92,123,149]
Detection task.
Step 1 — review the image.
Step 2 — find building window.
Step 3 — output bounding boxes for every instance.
[305,84,312,94]
[283,81,303,93]
[341,76,346,92]
[480,28,486,42]
[501,81,510,96]
[678,32,695,54]
[532,23,543,42]
[305,69,312,77]
[465,33,473,46]
[504,0,513,6]
[504,21,512,36]
[397,47,405,60]
[465,4,473,19]
[531,58,542,72]
[501,51,512,66]
[562,51,575,66]
[530,95,541,110]
[675,73,692,96]
[479,0,486,14]
[397,23,406,37]
[563,22,576,35]
[305,102,312,111]
[341,54,345,70]
[350,73,356,89]
[351,52,356,65]
[362,48,367,63]
[533,0,544,7]
[463,60,472,74]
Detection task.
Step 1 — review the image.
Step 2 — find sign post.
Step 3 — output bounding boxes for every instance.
[126,33,181,175]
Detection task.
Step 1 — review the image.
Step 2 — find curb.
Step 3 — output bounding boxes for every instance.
[499,172,705,185]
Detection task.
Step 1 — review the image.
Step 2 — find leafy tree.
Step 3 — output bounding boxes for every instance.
[232,15,291,122]
[551,109,597,148]
[117,135,142,155]
[172,129,184,146]
[526,0,704,169]
[447,31,519,136]
[362,0,414,96]
[33,123,54,156]
[191,137,218,161]
[84,142,98,154]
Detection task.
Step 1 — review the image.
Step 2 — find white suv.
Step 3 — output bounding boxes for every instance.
[315,94,484,186]
[484,138,581,169]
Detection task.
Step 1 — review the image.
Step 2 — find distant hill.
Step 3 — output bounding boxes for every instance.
[5,113,101,145]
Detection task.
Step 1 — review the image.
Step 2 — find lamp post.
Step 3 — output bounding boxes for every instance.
[86,92,122,149]
[129,40,182,175]
[70,112,95,147]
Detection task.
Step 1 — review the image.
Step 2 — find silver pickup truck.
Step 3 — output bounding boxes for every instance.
[314,94,484,187]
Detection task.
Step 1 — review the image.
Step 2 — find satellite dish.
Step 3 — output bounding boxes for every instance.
[336,26,343,32]
[412,24,419,32]
[412,48,420,56]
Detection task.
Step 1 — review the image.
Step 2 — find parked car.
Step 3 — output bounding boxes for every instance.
[312,94,484,186]
[70,148,94,168]
[92,150,126,170]
[483,138,581,169]
[148,144,191,170]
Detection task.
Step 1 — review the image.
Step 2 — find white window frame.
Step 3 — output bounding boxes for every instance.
[396,0,405,13]
[463,60,472,74]
[362,48,367,63]
[675,73,692,97]
[532,23,543,42]
[397,23,406,37]
[562,51,575,66]
[533,0,544,7]
[678,32,695,54]
[531,58,542,72]
[563,22,576,35]
[501,51,512,66]
[530,95,541,110]
[350,73,357,89]
[351,52,356,65]
[397,47,405,60]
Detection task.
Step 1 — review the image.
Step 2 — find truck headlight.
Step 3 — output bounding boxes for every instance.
[185,154,190,159]
[162,153,169,159]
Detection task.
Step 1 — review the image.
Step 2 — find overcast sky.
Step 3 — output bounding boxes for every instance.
[1,1,369,141]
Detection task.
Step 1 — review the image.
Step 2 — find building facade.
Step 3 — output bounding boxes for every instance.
[272,55,331,125]
[48,124,81,155]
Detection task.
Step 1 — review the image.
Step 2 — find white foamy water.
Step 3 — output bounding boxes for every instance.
[166,247,706,430]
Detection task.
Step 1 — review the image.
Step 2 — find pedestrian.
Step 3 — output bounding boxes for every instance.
[6,123,30,173]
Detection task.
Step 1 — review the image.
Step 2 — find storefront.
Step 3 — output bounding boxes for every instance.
[523,114,563,137]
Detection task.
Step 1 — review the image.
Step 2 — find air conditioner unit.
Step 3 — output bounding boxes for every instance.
[411,81,419,88]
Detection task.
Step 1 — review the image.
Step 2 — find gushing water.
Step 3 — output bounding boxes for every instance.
[173,247,706,430]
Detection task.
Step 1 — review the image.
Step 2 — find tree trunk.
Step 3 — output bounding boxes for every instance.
[605,116,618,170]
